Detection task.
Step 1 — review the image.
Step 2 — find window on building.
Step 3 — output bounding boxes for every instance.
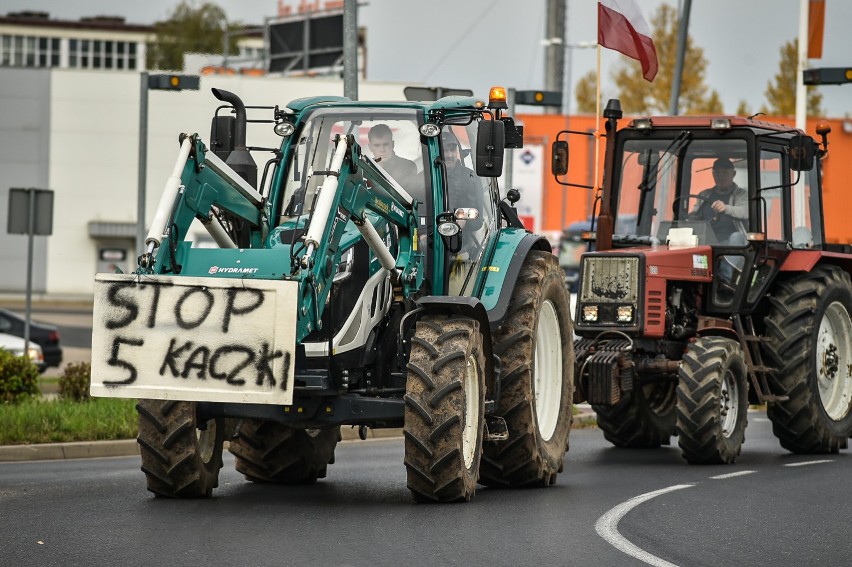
[116,41,124,69]
[81,40,90,67]
[104,40,113,69]
[69,39,78,67]
[51,38,59,66]
[128,42,137,70]
[1,35,10,65]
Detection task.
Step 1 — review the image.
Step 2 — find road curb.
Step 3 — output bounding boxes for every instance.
[0,410,596,462]
[0,439,139,462]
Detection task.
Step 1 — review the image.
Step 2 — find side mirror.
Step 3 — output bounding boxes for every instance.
[475,120,505,177]
[790,134,815,171]
[552,140,569,176]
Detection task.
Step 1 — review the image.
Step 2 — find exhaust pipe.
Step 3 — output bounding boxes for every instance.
[211,88,257,189]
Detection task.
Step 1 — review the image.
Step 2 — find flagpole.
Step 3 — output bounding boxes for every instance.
[594,44,601,193]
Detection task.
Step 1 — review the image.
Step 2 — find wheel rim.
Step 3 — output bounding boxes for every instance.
[462,353,480,469]
[816,301,852,421]
[534,300,563,441]
[720,367,740,438]
[197,418,218,464]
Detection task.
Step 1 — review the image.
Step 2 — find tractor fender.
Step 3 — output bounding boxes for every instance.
[415,295,496,395]
[780,249,852,274]
[480,230,552,330]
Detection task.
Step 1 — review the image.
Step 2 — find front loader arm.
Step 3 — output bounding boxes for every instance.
[294,134,423,341]
[144,134,267,273]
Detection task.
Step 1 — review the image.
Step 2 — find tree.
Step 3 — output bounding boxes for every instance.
[146,1,240,71]
[574,4,722,115]
[761,39,824,117]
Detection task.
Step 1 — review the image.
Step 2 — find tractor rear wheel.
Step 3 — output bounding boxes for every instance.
[479,251,574,488]
[404,315,485,502]
[676,337,748,464]
[593,381,676,448]
[228,420,340,484]
[763,266,852,453]
[136,399,224,498]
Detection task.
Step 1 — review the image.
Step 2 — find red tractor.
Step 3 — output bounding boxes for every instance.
[554,100,852,464]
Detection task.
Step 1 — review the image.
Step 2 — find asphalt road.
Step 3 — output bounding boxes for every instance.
[2,413,850,567]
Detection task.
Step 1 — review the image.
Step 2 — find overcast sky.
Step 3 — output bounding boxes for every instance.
[3,0,851,118]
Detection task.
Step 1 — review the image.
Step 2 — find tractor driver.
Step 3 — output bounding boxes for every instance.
[688,157,748,243]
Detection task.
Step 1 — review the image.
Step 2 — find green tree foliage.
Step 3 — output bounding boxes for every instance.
[575,4,721,115]
[575,70,598,114]
[146,1,240,71]
[761,39,824,117]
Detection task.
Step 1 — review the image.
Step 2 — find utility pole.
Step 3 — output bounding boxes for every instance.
[544,0,566,114]
[343,0,358,100]
[668,0,692,115]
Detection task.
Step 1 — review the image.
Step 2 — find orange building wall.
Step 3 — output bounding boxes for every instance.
[517,113,852,244]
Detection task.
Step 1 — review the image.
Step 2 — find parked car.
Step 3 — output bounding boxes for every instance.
[0,309,62,369]
[0,331,45,370]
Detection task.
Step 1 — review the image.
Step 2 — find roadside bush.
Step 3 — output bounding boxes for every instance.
[0,348,40,404]
[59,362,92,402]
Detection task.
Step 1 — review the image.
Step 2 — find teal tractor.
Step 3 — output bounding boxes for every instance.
[90,87,574,502]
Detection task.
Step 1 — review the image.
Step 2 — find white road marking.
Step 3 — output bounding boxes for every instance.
[595,484,694,567]
[709,470,757,480]
[783,459,834,467]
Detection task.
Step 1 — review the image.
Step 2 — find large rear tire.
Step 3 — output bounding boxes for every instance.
[479,251,574,488]
[676,337,748,464]
[763,266,852,453]
[136,399,224,498]
[593,381,676,448]
[228,420,340,484]
[404,315,485,503]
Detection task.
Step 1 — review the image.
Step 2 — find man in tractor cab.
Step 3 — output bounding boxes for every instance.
[688,157,748,243]
[689,157,748,288]
[441,129,483,221]
[368,124,422,200]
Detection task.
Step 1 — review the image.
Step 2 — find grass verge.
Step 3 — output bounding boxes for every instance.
[0,398,137,445]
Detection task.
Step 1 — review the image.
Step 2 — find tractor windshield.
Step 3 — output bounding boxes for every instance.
[614,136,749,247]
[277,108,428,223]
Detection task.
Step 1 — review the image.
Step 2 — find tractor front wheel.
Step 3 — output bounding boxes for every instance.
[676,337,748,464]
[479,250,574,488]
[593,381,677,448]
[404,315,485,502]
[136,399,224,498]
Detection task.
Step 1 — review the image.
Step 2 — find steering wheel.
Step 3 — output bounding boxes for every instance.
[672,194,719,223]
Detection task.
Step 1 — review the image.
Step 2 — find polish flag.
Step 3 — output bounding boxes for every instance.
[598,0,658,82]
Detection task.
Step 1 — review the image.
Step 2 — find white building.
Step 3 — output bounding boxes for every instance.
[0,67,408,297]
[0,11,151,71]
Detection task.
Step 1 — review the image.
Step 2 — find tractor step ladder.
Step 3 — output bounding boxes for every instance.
[733,314,788,403]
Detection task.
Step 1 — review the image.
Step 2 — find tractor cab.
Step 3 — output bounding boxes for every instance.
[554,109,825,317]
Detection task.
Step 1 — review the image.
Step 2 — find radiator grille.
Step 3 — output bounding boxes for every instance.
[579,256,640,304]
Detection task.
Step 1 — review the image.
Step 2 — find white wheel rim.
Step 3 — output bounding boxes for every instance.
[198,419,217,463]
[462,353,480,469]
[720,368,739,438]
[816,301,852,421]
[534,300,563,441]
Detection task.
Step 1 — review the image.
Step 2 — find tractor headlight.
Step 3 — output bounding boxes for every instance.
[582,305,598,322]
[616,305,634,323]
